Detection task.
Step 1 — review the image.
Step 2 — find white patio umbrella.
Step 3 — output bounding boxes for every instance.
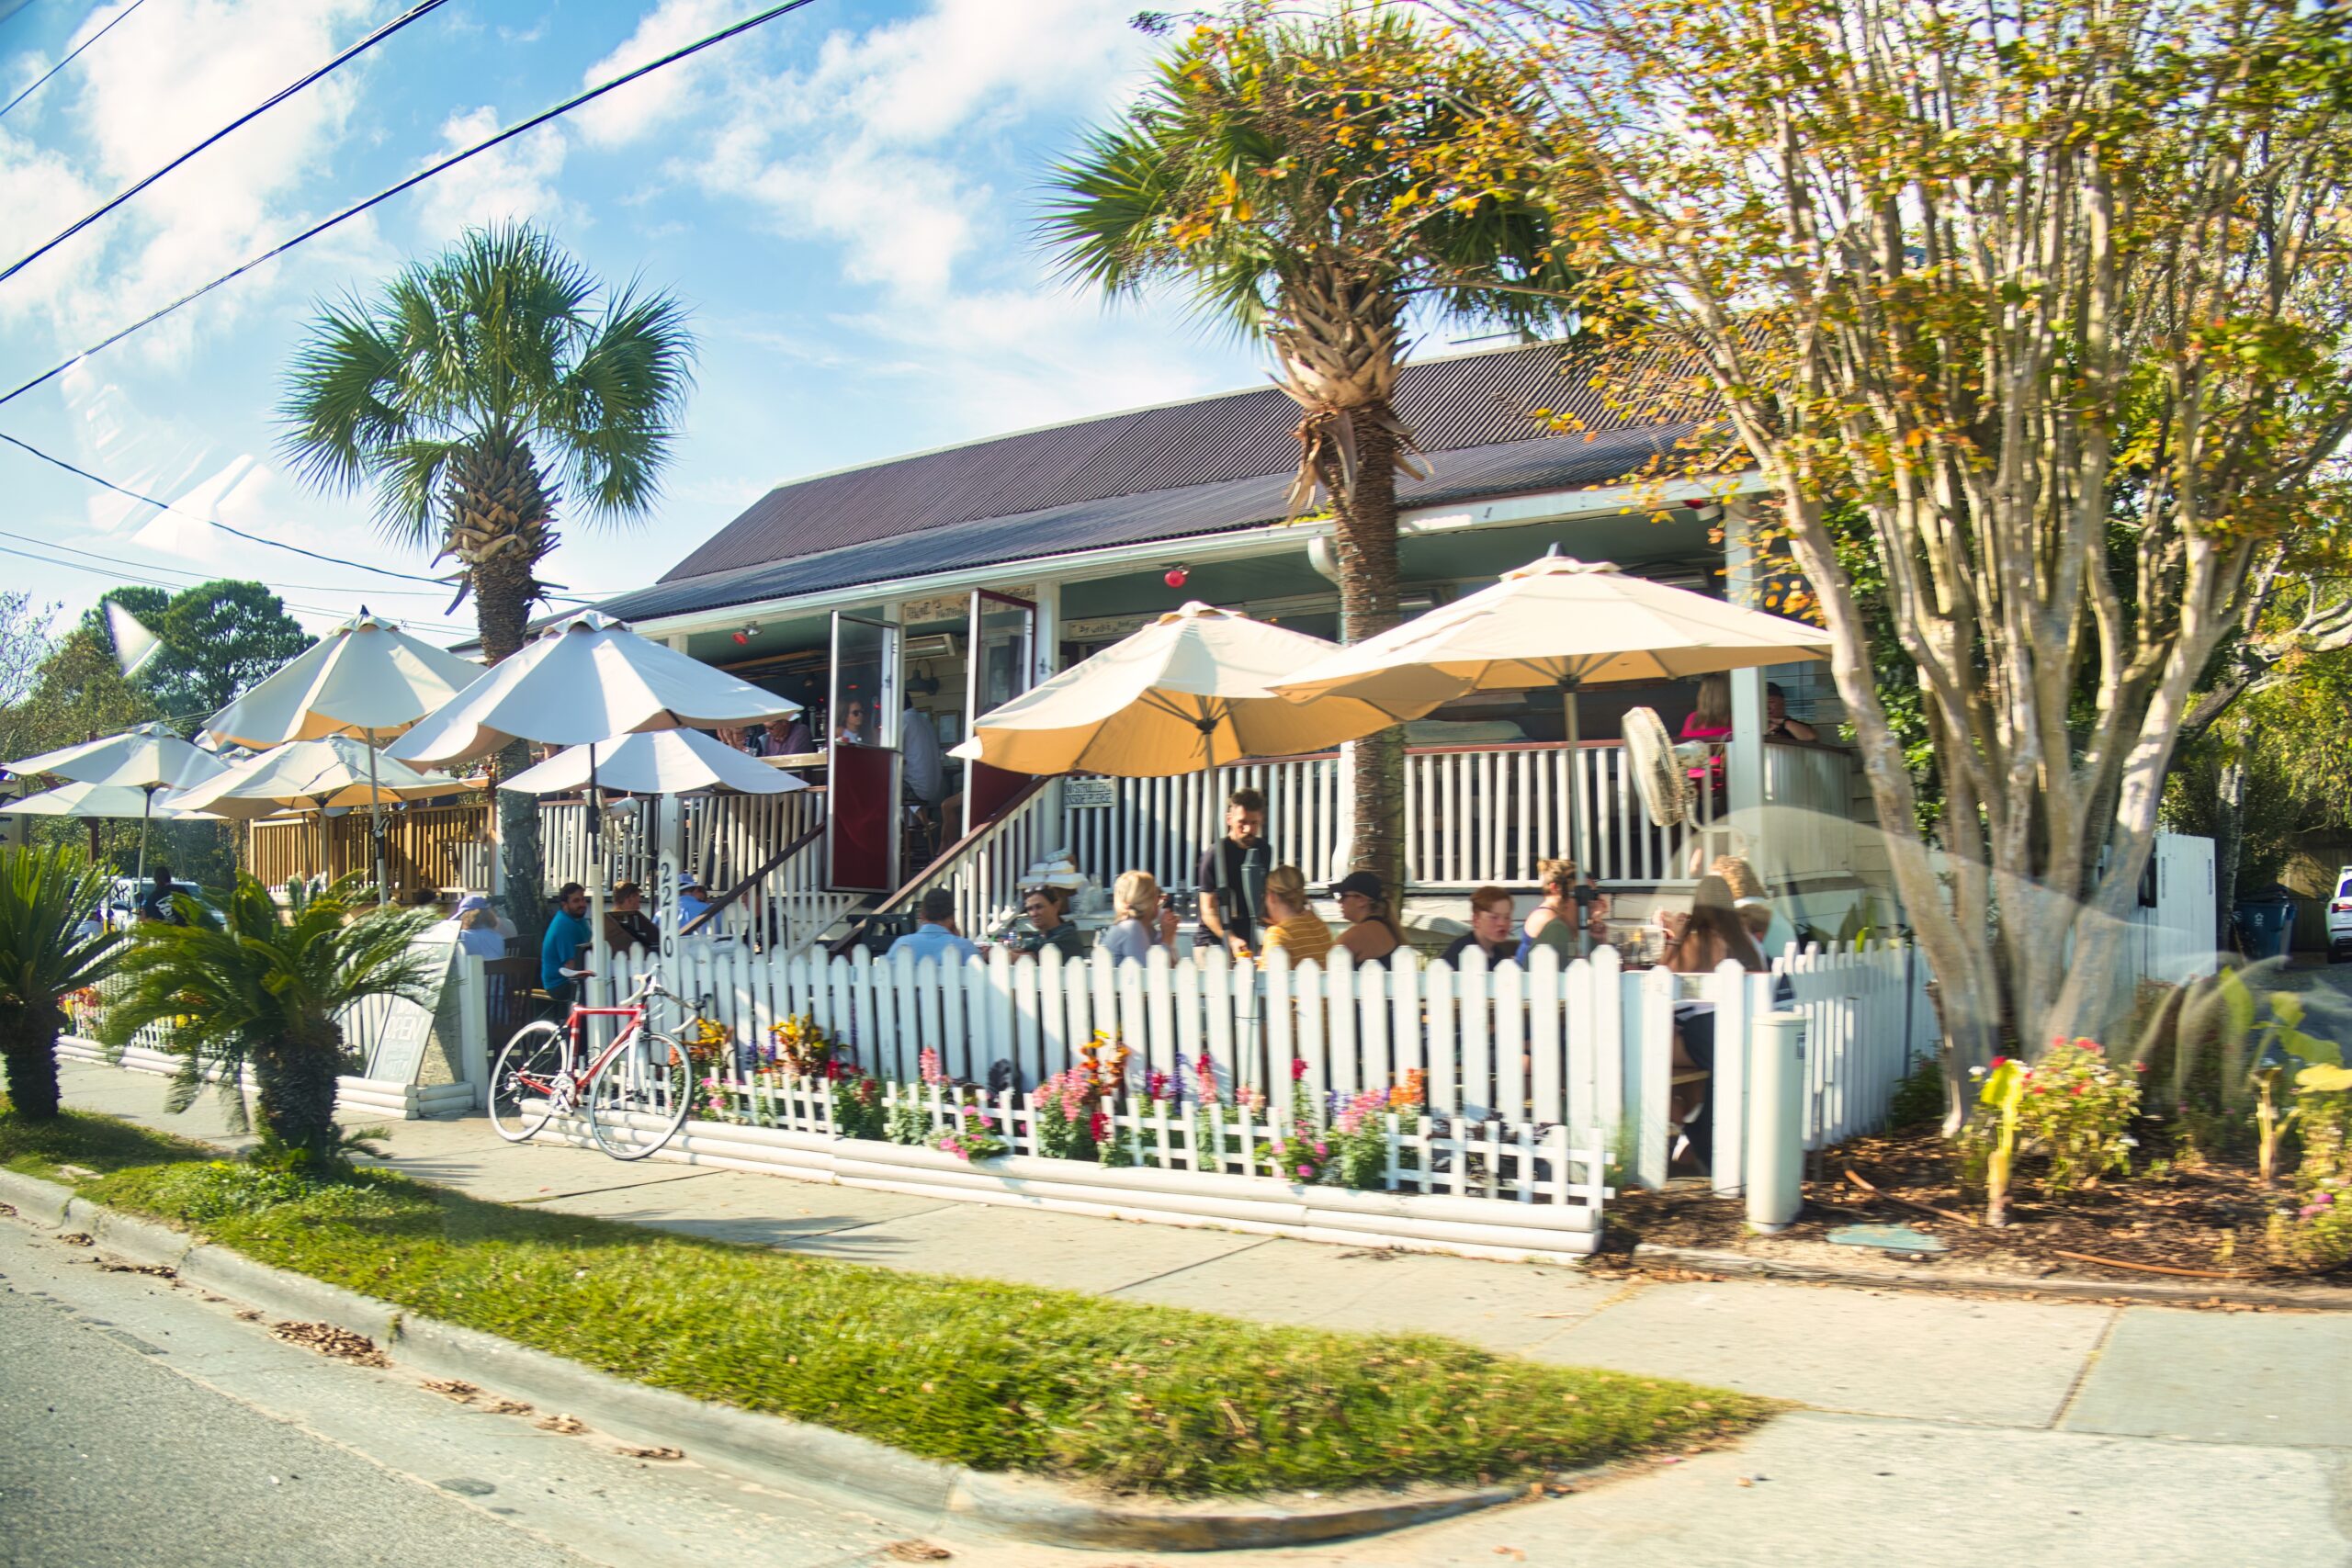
[947,602,1407,778]
[0,781,221,821]
[167,736,470,888]
[7,721,231,892]
[389,611,800,995]
[1273,552,1835,908]
[202,608,481,902]
[503,728,808,798]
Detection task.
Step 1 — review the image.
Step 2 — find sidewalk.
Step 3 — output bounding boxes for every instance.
[51,1060,2352,1567]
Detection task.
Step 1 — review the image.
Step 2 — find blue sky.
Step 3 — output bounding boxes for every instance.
[0,0,1282,646]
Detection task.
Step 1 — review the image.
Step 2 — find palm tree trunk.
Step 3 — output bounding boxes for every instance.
[453,435,557,944]
[1332,413,1407,899]
[0,1002,62,1122]
[251,1034,344,1158]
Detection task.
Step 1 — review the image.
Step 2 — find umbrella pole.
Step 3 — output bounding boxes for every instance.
[365,727,388,906]
[587,744,606,1012]
[134,786,153,897]
[1561,678,1589,959]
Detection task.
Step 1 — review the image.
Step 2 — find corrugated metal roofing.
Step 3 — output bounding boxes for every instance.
[596,419,1703,626]
[655,340,1650,586]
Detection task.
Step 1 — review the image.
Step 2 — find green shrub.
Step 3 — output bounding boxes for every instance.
[1887,1054,1944,1128]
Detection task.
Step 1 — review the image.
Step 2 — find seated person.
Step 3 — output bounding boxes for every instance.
[887,887,978,964]
[1656,874,1770,1165]
[1520,857,1610,964]
[1021,885,1091,960]
[605,880,662,953]
[1442,885,1520,966]
[674,871,716,932]
[1712,854,1797,961]
[539,882,594,1005]
[1331,870,1403,967]
[458,906,507,961]
[1100,870,1180,964]
[1259,864,1333,967]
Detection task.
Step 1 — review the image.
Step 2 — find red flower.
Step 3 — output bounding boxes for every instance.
[2070,1083,2086,1095]
[1291,1057,1309,1081]
[1989,1056,2007,1070]
[2132,1062,2148,1073]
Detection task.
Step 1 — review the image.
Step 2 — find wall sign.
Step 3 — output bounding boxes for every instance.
[1064,778,1116,809]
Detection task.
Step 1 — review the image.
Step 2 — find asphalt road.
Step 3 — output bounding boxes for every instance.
[0,1219,998,1568]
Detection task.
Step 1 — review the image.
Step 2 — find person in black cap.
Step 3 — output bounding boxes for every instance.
[1332,870,1403,968]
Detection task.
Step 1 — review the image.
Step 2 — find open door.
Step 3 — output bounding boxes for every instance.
[964,590,1036,835]
[826,610,901,893]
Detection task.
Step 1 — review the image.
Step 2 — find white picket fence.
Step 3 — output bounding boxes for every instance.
[598,932,1933,1195]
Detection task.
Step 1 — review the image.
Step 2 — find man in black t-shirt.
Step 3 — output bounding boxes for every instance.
[1193,788,1269,957]
[138,865,187,926]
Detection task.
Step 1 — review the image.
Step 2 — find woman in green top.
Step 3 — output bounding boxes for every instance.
[1022,886,1091,960]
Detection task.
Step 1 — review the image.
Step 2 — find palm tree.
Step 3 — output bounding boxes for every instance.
[1044,4,1570,892]
[101,876,437,1162]
[0,845,123,1122]
[279,223,696,934]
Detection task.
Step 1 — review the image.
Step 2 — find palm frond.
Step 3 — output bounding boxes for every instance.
[0,845,124,1013]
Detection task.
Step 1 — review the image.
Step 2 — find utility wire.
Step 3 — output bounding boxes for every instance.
[0,0,454,289]
[0,0,147,121]
[0,518,458,598]
[0,534,379,621]
[0,0,821,412]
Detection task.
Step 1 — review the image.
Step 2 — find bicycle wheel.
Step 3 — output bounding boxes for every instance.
[586,1031,693,1160]
[489,1021,571,1142]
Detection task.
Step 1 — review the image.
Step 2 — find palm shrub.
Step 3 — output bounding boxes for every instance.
[0,845,124,1122]
[101,875,437,1162]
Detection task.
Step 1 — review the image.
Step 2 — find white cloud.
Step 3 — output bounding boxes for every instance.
[574,0,741,149]
[410,106,574,240]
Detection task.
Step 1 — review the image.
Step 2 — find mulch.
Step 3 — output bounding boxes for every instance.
[1600,1122,2344,1286]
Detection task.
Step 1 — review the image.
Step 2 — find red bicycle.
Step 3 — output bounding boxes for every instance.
[489,969,701,1160]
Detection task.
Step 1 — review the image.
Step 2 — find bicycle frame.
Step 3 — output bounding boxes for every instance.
[511,976,680,1107]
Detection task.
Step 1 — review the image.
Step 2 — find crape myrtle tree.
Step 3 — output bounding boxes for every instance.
[1045,5,1573,895]
[1446,0,2352,1122]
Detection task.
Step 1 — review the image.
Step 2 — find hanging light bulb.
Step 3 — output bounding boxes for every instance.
[1164,564,1189,589]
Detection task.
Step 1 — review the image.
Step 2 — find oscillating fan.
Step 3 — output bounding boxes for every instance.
[1622,706,1689,827]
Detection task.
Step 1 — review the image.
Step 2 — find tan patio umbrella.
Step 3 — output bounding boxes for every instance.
[1274,552,1834,901]
[389,611,800,995]
[948,602,1407,778]
[7,722,231,893]
[167,736,471,889]
[203,608,482,902]
[0,781,221,821]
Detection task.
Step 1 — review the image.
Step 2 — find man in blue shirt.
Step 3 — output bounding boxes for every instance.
[674,870,715,933]
[888,888,977,965]
[540,882,594,1004]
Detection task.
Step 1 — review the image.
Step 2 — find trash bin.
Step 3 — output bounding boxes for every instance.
[2233,894,2297,961]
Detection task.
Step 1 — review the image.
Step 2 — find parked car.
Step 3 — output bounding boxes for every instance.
[2330,867,2352,962]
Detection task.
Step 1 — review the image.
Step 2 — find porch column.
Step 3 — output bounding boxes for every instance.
[1723,503,1769,871]
[1029,583,1064,836]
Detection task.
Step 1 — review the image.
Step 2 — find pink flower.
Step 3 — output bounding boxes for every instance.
[1296,1165,1312,1179]
[2313,1190,2335,1206]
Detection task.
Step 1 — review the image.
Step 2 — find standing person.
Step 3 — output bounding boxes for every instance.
[540,882,594,1006]
[1331,870,1403,966]
[901,703,945,807]
[1101,870,1180,964]
[1519,858,1609,964]
[1442,886,1519,966]
[605,881,661,953]
[1194,787,1270,959]
[1764,682,1818,741]
[1258,864,1333,966]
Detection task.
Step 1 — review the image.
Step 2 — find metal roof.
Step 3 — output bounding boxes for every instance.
[595,417,1705,626]
[653,341,1665,589]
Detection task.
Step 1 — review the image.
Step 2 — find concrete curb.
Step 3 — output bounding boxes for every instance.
[1629,1241,2352,1312]
[0,1167,1522,1551]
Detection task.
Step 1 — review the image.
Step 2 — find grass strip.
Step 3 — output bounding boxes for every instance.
[5,1109,1772,1496]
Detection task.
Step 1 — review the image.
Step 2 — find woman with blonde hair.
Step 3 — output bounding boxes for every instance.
[1520,857,1609,963]
[1258,864,1333,966]
[1100,869,1179,964]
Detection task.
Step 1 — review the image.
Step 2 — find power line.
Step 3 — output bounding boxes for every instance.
[0,518,454,598]
[0,0,147,121]
[0,427,615,603]
[0,0,455,289]
[0,534,366,620]
[0,0,822,412]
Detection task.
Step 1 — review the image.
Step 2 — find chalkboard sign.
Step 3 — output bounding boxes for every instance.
[356,931,458,1084]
